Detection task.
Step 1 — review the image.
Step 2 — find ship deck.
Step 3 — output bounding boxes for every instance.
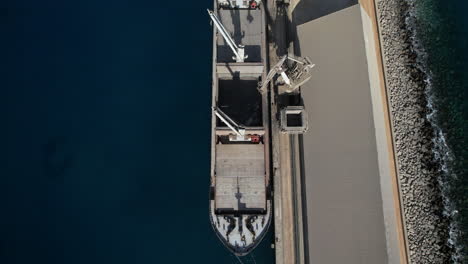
[216,9,263,63]
[215,144,266,213]
[209,2,270,256]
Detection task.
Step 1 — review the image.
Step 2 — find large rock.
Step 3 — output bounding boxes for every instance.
[376,0,451,263]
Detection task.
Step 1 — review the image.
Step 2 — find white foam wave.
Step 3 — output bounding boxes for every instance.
[403,0,465,262]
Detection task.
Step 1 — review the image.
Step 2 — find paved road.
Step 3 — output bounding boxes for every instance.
[265,1,304,263]
[292,0,357,25]
[296,4,390,263]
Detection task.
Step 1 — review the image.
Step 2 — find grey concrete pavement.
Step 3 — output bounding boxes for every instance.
[292,0,357,25]
[297,4,389,263]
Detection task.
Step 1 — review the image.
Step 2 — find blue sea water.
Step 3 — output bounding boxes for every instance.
[407,0,468,261]
[1,1,275,263]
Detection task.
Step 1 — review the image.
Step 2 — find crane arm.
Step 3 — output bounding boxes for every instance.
[208,9,246,62]
[258,55,315,93]
[213,107,245,138]
[259,55,288,92]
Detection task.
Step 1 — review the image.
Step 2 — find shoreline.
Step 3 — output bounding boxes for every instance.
[377,0,453,263]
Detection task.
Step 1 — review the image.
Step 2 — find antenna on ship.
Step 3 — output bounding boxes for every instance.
[208,9,248,62]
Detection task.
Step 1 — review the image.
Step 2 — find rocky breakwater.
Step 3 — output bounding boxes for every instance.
[376,0,452,263]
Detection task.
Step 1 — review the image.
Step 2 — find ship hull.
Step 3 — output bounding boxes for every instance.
[209,1,272,256]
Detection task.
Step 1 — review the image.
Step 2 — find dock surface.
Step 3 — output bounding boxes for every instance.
[269,0,409,263]
[298,4,389,263]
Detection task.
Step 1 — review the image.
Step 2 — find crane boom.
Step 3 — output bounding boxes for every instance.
[208,9,246,62]
[213,107,246,140]
[259,55,315,93]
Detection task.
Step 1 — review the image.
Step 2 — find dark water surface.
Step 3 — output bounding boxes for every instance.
[1,1,275,263]
[409,0,468,261]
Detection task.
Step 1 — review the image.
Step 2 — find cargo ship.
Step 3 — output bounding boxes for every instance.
[208,0,272,256]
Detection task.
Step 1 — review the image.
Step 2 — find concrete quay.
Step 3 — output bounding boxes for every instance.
[265,1,306,263]
[268,0,410,263]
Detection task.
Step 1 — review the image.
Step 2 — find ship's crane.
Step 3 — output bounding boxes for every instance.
[208,9,247,62]
[213,107,249,141]
[259,55,315,93]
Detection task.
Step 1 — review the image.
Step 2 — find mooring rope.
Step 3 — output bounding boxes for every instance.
[234,254,245,264]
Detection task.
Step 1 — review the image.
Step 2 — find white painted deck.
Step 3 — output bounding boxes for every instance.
[210,201,271,252]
